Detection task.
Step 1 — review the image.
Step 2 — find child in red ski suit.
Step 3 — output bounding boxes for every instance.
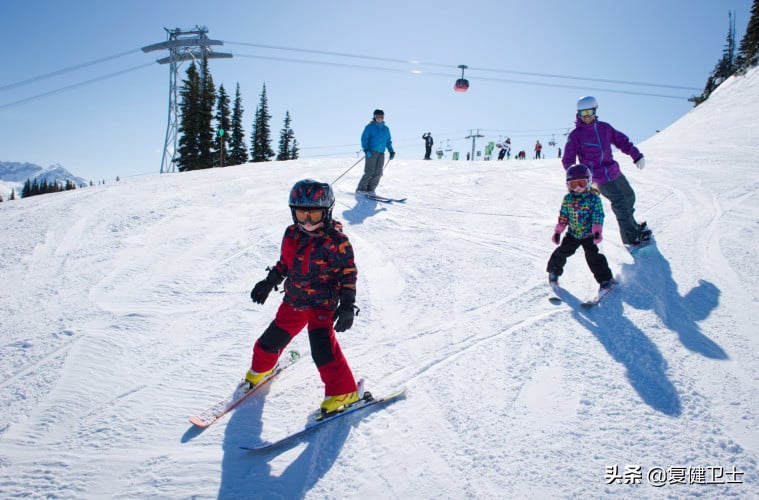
[246,179,360,414]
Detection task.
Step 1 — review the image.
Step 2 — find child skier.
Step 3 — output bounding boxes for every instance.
[547,164,615,292]
[245,179,360,415]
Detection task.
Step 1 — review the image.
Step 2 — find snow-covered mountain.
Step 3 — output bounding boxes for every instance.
[0,67,757,499]
[0,161,87,197]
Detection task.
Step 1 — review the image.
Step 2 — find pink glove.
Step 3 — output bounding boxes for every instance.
[592,224,603,244]
[552,223,566,245]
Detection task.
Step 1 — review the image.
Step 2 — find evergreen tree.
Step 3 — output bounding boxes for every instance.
[197,55,217,169]
[249,83,274,162]
[737,0,759,70]
[290,138,300,160]
[229,83,248,166]
[9,189,15,201]
[276,111,297,161]
[691,12,738,106]
[176,62,202,171]
[213,84,232,167]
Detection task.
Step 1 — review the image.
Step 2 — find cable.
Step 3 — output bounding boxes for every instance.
[0,48,142,92]
[226,41,700,92]
[0,63,155,110]
[231,53,690,100]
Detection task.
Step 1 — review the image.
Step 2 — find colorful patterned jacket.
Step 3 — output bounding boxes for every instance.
[272,220,357,311]
[557,191,605,240]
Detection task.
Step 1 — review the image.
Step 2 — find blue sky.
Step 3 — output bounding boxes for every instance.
[0,0,753,181]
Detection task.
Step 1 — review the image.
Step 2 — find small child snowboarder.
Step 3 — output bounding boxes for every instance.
[547,164,615,291]
[245,179,360,415]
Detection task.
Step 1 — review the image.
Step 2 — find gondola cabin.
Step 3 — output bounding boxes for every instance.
[454,64,469,92]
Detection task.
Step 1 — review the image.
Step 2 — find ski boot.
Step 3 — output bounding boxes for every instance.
[239,368,273,394]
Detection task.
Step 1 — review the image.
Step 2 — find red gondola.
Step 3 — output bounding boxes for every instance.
[454,64,469,92]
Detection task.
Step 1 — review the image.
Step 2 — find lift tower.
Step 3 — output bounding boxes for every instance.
[142,26,232,173]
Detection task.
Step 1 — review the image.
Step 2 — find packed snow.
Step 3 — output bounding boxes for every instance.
[1,67,758,499]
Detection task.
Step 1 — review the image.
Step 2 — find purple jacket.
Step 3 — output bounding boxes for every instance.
[562,117,643,185]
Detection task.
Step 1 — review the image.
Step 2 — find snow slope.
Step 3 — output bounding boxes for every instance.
[0,67,758,499]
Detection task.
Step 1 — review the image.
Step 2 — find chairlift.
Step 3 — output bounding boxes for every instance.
[454,64,469,92]
[548,134,557,147]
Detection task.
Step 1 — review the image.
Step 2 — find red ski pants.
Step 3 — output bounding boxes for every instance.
[251,302,357,396]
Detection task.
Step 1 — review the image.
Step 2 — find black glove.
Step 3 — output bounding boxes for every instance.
[389,151,396,160]
[250,267,284,304]
[333,289,358,332]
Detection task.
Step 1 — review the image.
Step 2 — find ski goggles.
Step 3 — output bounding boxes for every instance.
[578,108,596,118]
[293,208,325,224]
[568,179,589,190]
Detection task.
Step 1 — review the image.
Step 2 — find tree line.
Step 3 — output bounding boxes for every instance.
[176,56,298,172]
[692,0,759,104]
[20,178,78,198]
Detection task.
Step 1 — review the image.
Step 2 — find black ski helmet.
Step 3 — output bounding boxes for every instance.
[288,179,335,224]
[373,109,384,117]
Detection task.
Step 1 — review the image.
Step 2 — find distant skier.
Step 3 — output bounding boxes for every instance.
[547,164,614,292]
[246,179,361,415]
[534,140,543,159]
[422,132,433,160]
[498,138,511,160]
[357,109,395,196]
[562,96,650,247]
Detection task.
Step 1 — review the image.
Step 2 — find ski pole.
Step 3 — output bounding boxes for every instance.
[332,155,365,185]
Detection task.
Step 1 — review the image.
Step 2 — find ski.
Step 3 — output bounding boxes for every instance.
[240,386,407,452]
[359,193,407,204]
[189,350,301,428]
[581,280,617,308]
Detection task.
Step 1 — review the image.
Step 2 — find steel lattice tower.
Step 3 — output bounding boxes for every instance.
[142,26,232,173]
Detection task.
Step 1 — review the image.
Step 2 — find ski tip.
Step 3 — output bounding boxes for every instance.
[189,417,212,428]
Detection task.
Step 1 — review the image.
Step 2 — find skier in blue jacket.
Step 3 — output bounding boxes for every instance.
[356,109,395,195]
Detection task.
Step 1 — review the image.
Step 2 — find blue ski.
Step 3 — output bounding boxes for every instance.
[241,386,407,452]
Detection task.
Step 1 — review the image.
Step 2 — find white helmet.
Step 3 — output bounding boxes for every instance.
[577,96,598,112]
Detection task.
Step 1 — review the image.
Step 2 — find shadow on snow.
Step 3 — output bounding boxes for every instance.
[562,243,724,417]
[217,384,353,499]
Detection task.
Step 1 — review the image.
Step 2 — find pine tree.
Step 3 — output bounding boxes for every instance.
[736,0,759,71]
[228,83,248,166]
[276,111,296,161]
[691,12,738,105]
[213,84,232,167]
[249,83,274,162]
[177,62,202,171]
[197,55,217,169]
[290,138,300,160]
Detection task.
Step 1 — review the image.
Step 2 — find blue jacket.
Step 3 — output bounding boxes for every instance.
[361,120,394,154]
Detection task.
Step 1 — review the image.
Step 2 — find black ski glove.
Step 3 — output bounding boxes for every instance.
[250,267,284,304]
[333,289,359,332]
